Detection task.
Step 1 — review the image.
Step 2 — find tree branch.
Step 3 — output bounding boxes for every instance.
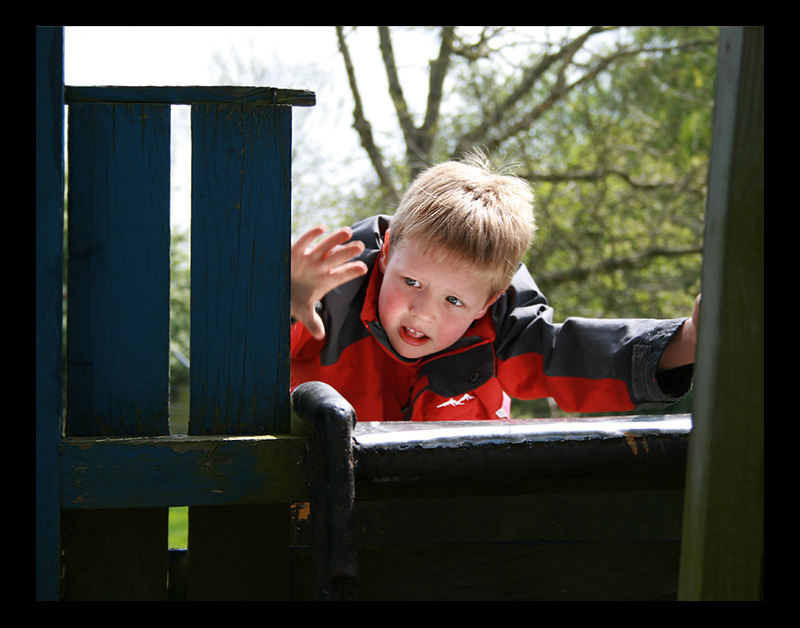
[452,29,717,156]
[494,38,717,151]
[378,26,416,152]
[525,167,690,191]
[379,26,455,178]
[336,26,400,205]
[452,26,616,157]
[418,27,455,170]
[538,245,704,285]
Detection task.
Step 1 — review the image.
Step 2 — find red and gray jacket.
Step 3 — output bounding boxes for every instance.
[291,216,692,422]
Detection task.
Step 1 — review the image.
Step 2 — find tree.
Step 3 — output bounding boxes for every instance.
[336,26,716,322]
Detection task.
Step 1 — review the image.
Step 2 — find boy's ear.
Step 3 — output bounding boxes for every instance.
[378,228,391,273]
[476,291,504,319]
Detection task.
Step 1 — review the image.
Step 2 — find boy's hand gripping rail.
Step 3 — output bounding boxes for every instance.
[292,381,358,601]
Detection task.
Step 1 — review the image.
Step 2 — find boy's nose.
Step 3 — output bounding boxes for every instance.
[410,295,435,323]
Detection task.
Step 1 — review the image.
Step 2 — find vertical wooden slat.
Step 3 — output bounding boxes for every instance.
[186,503,291,600]
[678,26,764,601]
[62,101,171,600]
[190,103,291,436]
[61,509,169,601]
[188,103,292,600]
[66,102,171,437]
[35,26,64,601]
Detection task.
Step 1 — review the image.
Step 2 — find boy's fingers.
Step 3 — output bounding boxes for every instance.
[315,227,355,259]
[292,225,326,255]
[328,260,368,285]
[294,305,326,341]
[314,262,367,299]
[322,240,365,268]
[305,311,326,341]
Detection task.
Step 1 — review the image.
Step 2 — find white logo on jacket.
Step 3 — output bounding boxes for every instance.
[436,393,476,408]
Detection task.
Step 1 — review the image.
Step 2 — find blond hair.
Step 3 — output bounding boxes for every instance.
[388,152,535,296]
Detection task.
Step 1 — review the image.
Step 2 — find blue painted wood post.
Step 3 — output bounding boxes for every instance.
[187,102,293,599]
[61,99,172,599]
[66,102,171,437]
[35,26,64,602]
[190,103,291,435]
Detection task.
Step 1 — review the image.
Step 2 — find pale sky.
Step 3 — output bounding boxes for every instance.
[64,26,438,231]
[65,27,343,86]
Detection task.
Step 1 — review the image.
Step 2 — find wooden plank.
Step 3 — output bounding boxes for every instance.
[65,85,315,107]
[355,540,681,601]
[290,491,686,600]
[355,491,685,545]
[188,103,293,599]
[60,435,307,509]
[66,102,171,437]
[61,509,168,600]
[678,26,764,601]
[62,100,172,600]
[190,103,291,436]
[188,504,291,600]
[35,25,64,602]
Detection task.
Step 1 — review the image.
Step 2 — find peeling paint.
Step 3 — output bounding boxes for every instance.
[624,432,639,455]
[623,432,650,456]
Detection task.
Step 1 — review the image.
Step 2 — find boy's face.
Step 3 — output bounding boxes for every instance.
[377,232,498,360]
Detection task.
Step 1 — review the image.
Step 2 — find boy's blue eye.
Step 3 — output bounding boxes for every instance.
[402,277,463,306]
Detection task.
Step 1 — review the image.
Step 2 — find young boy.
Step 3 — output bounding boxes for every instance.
[290,153,698,422]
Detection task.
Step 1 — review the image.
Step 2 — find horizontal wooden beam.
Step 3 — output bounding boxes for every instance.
[64,85,316,106]
[60,415,693,510]
[353,414,692,499]
[60,434,308,510]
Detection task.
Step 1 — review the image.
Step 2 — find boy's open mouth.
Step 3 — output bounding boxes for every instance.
[399,325,429,346]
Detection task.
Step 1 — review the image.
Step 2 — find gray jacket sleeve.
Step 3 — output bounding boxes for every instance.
[493,264,693,410]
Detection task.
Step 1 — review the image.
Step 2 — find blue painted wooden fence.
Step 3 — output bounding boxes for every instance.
[36,27,314,600]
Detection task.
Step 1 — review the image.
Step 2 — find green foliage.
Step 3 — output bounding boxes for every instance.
[168,506,189,549]
[438,27,716,322]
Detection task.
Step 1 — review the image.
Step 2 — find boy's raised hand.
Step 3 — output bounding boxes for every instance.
[291,225,368,340]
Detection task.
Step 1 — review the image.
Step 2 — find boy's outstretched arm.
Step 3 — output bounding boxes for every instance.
[657,294,701,372]
[291,225,368,341]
